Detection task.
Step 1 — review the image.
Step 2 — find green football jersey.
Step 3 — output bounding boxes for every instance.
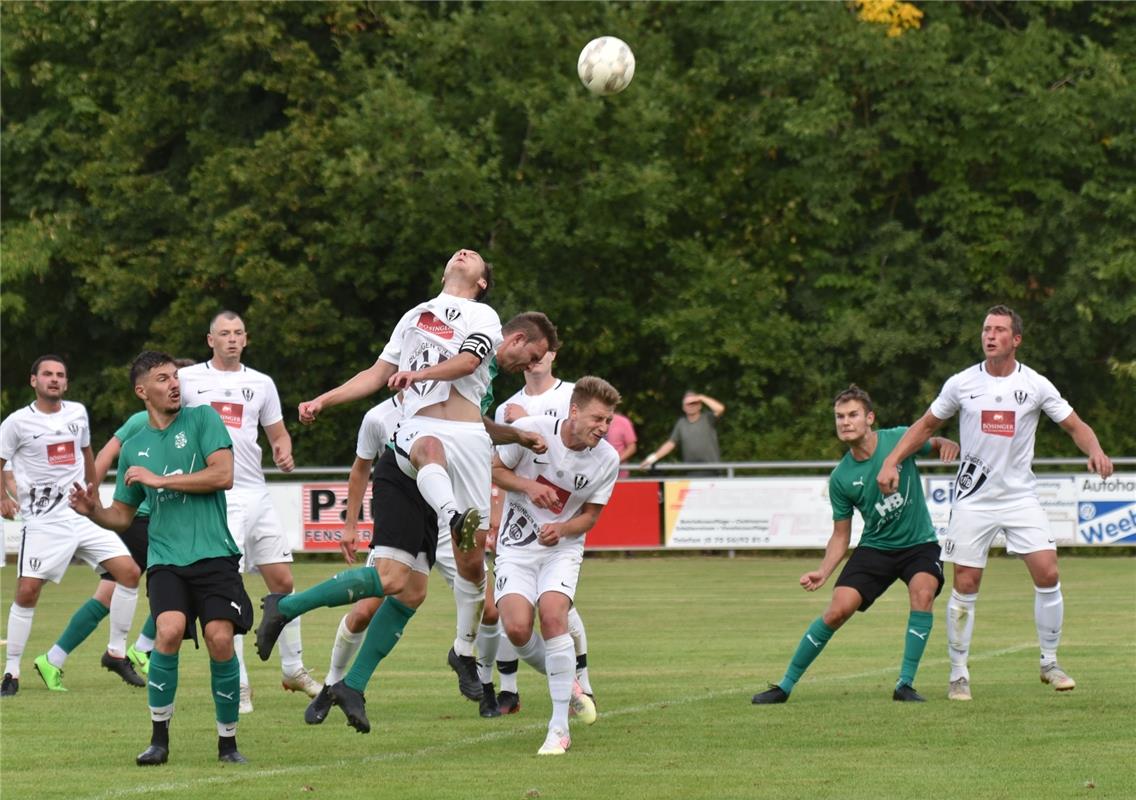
[481,355,499,416]
[115,405,240,567]
[828,427,936,551]
[114,411,152,517]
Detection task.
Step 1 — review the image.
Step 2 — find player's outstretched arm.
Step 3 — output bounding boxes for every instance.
[69,482,137,533]
[877,410,947,493]
[388,353,480,391]
[800,518,853,592]
[482,416,548,453]
[300,358,398,424]
[1058,412,1114,478]
[491,453,558,509]
[93,436,123,485]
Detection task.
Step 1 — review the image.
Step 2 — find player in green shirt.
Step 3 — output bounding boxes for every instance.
[70,351,252,765]
[752,385,958,704]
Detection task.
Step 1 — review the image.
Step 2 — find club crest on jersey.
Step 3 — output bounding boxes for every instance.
[416,311,455,340]
[243,388,254,402]
[444,307,460,322]
[574,474,589,490]
[1014,390,1028,405]
[68,422,80,436]
[174,431,187,449]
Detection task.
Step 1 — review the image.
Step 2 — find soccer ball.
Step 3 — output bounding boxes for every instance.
[577,36,635,96]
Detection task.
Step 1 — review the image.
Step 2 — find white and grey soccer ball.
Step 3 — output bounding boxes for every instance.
[577,36,635,96]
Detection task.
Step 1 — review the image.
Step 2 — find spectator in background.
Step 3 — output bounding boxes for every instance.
[640,391,725,473]
[605,413,637,478]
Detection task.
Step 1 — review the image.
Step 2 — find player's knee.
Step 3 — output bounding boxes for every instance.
[396,583,427,609]
[14,584,42,607]
[503,619,533,645]
[822,606,853,629]
[455,551,485,581]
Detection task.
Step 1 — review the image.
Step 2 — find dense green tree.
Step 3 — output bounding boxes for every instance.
[3,2,1132,466]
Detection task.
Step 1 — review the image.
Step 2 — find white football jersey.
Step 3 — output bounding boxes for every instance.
[356,396,404,460]
[0,402,91,521]
[178,362,284,488]
[929,361,1073,510]
[495,415,619,555]
[378,292,502,419]
[494,380,576,424]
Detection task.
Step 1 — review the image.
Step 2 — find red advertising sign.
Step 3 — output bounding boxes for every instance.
[585,481,662,549]
[301,482,374,551]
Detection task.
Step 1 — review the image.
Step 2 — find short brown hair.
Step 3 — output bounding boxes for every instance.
[503,311,560,352]
[476,261,495,302]
[986,304,1023,337]
[833,384,873,414]
[571,376,621,410]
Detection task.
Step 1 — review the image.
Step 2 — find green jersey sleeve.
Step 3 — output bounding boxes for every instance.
[828,470,853,521]
[480,355,499,416]
[114,410,149,444]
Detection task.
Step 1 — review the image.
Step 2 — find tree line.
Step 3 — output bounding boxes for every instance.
[3,1,1133,466]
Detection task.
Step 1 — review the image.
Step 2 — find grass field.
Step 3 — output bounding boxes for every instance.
[1,555,1133,800]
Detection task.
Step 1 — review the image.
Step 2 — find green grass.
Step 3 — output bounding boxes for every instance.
[2,555,1133,799]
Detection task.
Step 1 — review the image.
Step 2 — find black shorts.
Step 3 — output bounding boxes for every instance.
[147,555,253,643]
[834,542,944,612]
[370,448,437,568]
[120,515,150,571]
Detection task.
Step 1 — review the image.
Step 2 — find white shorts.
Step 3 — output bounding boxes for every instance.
[367,544,430,576]
[226,486,292,573]
[941,502,1054,568]
[17,515,131,584]
[494,545,583,606]
[392,417,491,531]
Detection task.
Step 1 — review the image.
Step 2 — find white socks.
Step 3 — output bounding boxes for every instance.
[1035,583,1064,665]
[947,590,978,681]
[415,463,457,520]
[4,603,35,677]
[326,615,364,685]
[545,634,574,732]
[515,631,547,675]
[278,616,304,677]
[567,606,592,693]
[476,622,501,684]
[452,575,485,658]
[107,583,139,657]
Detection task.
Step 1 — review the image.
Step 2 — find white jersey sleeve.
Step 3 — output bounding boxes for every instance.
[929,372,963,421]
[356,397,403,460]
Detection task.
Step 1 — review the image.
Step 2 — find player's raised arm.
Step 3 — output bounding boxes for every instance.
[299,358,398,424]
[877,410,947,493]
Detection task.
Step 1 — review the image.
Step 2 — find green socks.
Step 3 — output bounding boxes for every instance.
[279,567,384,619]
[56,598,109,653]
[141,614,157,641]
[899,610,933,687]
[778,617,836,694]
[344,597,416,692]
[148,650,179,709]
[210,655,240,725]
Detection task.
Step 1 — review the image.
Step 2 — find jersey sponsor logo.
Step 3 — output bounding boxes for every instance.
[211,401,244,429]
[47,441,76,466]
[980,409,1015,437]
[874,492,904,517]
[536,474,571,514]
[416,311,455,340]
[953,457,990,501]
